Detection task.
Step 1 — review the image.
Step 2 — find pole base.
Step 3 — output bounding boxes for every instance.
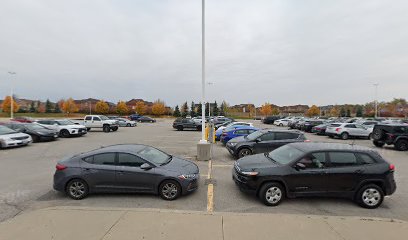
[197,141,211,161]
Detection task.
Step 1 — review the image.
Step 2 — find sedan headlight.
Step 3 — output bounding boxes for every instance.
[228,142,237,147]
[178,174,197,180]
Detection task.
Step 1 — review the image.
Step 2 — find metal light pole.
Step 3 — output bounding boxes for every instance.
[374,83,379,118]
[200,0,206,143]
[8,72,16,119]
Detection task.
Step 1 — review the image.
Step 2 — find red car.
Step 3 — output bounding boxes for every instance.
[11,117,35,123]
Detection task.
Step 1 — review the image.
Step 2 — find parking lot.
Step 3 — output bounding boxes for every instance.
[1,118,407,223]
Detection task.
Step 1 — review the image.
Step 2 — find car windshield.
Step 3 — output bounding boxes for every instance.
[0,125,18,135]
[57,120,74,125]
[100,116,109,120]
[137,146,171,165]
[245,130,263,140]
[267,145,305,165]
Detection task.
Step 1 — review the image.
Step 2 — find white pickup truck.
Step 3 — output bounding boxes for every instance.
[77,115,119,132]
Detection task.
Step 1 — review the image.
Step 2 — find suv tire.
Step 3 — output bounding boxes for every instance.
[259,182,284,206]
[103,125,110,133]
[395,139,408,151]
[373,140,385,148]
[177,126,183,131]
[356,184,384,209]
[238,148,252,158]
[372,128,385,141]
[341,132,349,140]
[60,129,70,138]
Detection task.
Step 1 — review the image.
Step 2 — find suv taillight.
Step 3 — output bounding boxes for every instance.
[56,164,67,171]
[390,164,395,171]
[335,128,341,132]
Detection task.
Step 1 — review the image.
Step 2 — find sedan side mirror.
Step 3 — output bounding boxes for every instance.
[140,163,153,170]
[294,162,306,170]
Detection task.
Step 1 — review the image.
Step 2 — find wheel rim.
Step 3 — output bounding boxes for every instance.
[362,188,381,206]
[162,183,178,199]
[265,187,282,204]
[342,133,348,140]
[399,142,408,151]
[69,182,85,198]
[240,149,251,157]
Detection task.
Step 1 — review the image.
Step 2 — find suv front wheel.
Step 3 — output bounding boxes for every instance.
[259,182,284,206]
[356,184,384,209]
[395,139,408,151]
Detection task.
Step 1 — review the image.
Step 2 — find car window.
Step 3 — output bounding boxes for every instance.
[275,132,297,140]
[345,124,356,128]
[85,116,92,120]
[328,152,359,167]
[394,126,408,134]
[118,153,145,167]
[137,146,170,165]
[247,129,257,134]
[182,119,188,123]
[92,153,116,165]
[357,153,376,164]
[260,132,275,141]
[298,152,327,169]
[234,129,247,135]
[93,117,101,121]
[330,124,341,127]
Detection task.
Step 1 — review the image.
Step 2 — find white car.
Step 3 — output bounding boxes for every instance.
[0,125,32,148]
[36,119,87,137]
[217,122,253,132]
[326,123,372,140]
[274,119,290,127]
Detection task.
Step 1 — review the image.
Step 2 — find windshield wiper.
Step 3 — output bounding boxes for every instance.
[264,153,278,163]
[161,155,173,166]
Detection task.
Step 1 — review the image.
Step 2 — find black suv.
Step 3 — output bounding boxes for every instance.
[262,116,281,124]
[173,118,201,131]
[371,124,408,151]
[232,142,396,209]
[226,129,306,158]
[301,120,325,132]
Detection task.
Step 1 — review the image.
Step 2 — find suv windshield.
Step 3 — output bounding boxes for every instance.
[0,126,17,135]
[138,146,171,165]
[268,145,305,165]
[246,130,263,141]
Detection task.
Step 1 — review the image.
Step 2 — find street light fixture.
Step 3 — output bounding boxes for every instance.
[8,71,16,119]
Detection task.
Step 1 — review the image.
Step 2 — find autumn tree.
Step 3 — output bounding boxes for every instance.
[260,103,273,116]
[306,105,320,117]
[135,101,146,115]
[152,99,166,116]
[62,98,79,114]
[95,100,109,114]
[330,107,339,117]
[116,101,129,115]
[271,107,280,116]
[1,96,19,113]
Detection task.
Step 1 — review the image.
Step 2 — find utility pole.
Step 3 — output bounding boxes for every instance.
[8,72,16,119]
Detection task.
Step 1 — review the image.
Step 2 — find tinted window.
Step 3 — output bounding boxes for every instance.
[93,117,101,121]
[394,126,408,134]
[85,116,92,120]
[330,124,341,127]
[328,152,358,167]
[268,145,305,165]
[260,132,275,141]
[358,153,376,164]
[345,124,356,128]
[92,153,116,165]
[137,146,170,165]
[118,153,145,167]
[234,129,247,135]
[299,152,327,169]
[275,132,298,140]
[247,129,257,134]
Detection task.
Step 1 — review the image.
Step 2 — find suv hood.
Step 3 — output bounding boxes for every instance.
[161,157,199,174]
[236,153,279,170]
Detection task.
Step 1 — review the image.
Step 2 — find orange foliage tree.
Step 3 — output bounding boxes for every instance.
[1,96,19,113]
[152,99,166,116]
[95,100,109,114]
[260,103,272,116]
[62,98,79,114]
[135,101,146,115]
[116,101,129,115]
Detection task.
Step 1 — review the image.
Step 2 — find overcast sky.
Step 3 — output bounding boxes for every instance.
[0,0,407,107]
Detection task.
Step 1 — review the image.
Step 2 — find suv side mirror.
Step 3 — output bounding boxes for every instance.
[140,163,152,170]
[294,162,306,170]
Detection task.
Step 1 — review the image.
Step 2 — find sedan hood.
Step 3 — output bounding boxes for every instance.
[162,157,199,174]
[236,153,278,170]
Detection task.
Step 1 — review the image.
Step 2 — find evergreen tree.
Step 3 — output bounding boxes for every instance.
[356,105,363,117]
[346,109,351,117]
[197,102,202,116]
[340,107,346,117]
[173,105,181,117]
[45,99,53,113]
[213,101,219,116]
[54,102,61,113]
[190,101,196,117]
[29,101,36,113]
[181,102,189,117]
[220,102,225,116]
[205,102,210,116]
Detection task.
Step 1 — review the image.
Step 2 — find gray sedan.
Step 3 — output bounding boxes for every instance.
[53,144,199,200]
[116,118,137,127]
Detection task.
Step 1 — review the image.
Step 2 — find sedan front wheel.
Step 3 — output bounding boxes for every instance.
[159,180,181,201]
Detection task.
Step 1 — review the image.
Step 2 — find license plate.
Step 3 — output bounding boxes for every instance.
[54,134,58,138]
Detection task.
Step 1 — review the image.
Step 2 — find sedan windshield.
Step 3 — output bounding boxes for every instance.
[0,125,17,135]
[138,146,171,165]
[245,130,264,141]
[268,145,305,165]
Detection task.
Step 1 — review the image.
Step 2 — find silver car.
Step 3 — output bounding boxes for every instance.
[326,123,372,140]
[116,118,137,127]
[0,125,32,148]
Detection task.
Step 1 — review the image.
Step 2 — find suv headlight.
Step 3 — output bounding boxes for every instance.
[178,174,197,180]
[241,171,259,176]
[228,142,237,147]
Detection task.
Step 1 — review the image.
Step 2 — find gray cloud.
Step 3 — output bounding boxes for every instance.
[1,0,407,107]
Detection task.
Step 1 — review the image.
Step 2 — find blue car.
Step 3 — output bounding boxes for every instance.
[220,126,259,144]
[216,125,249,141]
[129,114,142,121]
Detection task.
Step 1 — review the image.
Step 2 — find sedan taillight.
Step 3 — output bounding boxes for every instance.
[56,164,67,171]
[390,164,395,171]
